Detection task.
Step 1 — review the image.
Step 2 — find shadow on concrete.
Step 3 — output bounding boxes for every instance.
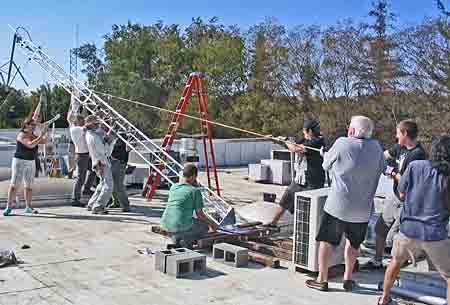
[183,267,227,280]
[124,206,164,218]
[17,212,158,226]
[329,269,384,296]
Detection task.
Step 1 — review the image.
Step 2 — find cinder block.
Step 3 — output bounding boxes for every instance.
[213,243,249,267]
[155,248,191,273]
[166,251,207,278]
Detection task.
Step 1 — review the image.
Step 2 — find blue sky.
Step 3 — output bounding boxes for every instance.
[0,0,442,91]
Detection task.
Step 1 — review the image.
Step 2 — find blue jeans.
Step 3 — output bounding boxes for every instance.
[170,219,209,248]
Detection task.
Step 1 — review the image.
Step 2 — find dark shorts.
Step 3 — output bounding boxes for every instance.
[316,212,368,249]
[279,182,308,214]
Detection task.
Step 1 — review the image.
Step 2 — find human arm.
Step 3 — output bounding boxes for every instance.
[67,109,76,126]
[193,188,218,231]
[397,164,412,202]
[322,138,341,171]
[287,142,305,153]
[18,127,49,148]
[195,209,218,232]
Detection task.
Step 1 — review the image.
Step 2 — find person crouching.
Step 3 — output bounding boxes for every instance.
[160,163,218,249]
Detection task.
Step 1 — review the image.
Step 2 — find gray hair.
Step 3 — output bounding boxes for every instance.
[349,115,374,139]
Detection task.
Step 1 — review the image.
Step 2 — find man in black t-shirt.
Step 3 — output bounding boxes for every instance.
[110,136,131,212]
[367,120,426,269]
[269,119,326,226]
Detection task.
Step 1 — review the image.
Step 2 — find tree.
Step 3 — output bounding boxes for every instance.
[75,43,104,89]
[319,20,369,114]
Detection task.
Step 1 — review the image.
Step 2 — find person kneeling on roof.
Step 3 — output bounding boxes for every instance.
[160,163,218,249]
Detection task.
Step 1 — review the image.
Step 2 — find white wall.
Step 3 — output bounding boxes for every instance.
[128,138,284,168]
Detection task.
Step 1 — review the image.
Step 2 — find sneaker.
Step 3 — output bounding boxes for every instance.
[305,279,329,292]
[366,258,383,270]
[377,296,397,305]
[3,207,13,216]
[86,206,92,211]
[343,280,356,292]
[25,207,38,214]
[92,207,108,215]
[121,207,131,212]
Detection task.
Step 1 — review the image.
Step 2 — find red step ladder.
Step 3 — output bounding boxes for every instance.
[143,72,221,200]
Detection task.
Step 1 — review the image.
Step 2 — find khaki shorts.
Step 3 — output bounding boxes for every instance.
[10,158,35,188]
[392,232,450,278]
[375,195,402,236]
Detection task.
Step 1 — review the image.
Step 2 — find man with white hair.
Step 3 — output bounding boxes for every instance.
[306,115,385,292]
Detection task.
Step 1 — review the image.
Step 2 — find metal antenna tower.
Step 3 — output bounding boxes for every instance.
[69,24,79,88]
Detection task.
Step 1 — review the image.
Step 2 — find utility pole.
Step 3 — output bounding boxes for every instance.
[69,24,79,85]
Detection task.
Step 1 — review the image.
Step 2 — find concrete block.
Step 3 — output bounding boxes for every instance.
[154,248,192,273]
[213,243,248,267]
[165,251,207,278]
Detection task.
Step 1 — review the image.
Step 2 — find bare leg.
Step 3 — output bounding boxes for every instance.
[270,207,285,226]
[447,279,450,305]
[6,185,17,208]
[24,187,32,209]
[344,239,359,281]
[380,258,401,304]
[317,241,334,283]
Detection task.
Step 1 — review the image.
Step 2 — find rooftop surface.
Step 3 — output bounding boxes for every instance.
[0,168,418,305]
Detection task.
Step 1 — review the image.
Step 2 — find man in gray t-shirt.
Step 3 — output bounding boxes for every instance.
[306,116,385,293]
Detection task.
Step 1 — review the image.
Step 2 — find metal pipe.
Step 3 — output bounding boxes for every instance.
[375,282,447,305]
[389,286,447,305]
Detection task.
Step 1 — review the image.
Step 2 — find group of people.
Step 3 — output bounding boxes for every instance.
[158,114,450,304]
[2,108,449,304]
[67,110,131,214]
[3,105,131,216]
[270,116,449,305]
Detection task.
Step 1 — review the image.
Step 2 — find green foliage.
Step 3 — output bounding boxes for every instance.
[4,6,450,147]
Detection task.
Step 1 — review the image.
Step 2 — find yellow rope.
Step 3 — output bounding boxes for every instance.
[94,90,322,153]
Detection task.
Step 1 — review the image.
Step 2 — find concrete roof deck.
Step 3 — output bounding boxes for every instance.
[0,168,417,305]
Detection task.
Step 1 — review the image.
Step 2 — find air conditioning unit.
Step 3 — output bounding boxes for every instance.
[261,159,292,185]
[248,164,269,182]
[292,188,345,272]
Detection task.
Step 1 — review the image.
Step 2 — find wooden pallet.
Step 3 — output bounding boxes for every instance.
[232,239,292,261]
[151,225,239,249]
[248,251,280,268]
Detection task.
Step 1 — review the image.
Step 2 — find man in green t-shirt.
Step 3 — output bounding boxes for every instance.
[161,163,217,248]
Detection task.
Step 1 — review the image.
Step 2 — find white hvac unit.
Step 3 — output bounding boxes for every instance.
[292,188,345,272]
[261,159,292,185]
[248,164,269,182]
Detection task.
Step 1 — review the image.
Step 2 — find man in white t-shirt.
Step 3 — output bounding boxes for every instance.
[67,111,97,207]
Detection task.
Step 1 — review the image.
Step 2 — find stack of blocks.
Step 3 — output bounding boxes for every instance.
[213,243,249,267]
[155,248,206,278]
